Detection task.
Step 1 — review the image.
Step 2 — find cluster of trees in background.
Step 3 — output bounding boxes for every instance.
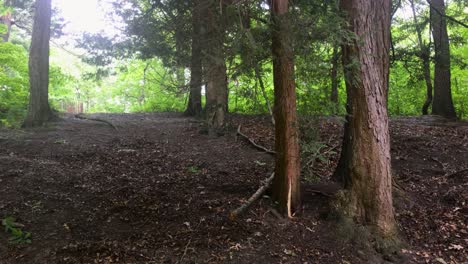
[0,0,466,128]
[0,0,466,241]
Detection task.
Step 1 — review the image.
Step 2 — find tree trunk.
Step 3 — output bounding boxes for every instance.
[254,66,275,125]
[330,45,340,114]
[337,0,396,237]
[23,0,54,128]
[204,0,227,129]
[271,0,301,218]
[409,0,433,115]
[429,0,456,118]
[332,101,351,185]
[185,0,203,116]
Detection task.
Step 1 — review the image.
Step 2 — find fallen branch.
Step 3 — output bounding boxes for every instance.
[229,172,275,220]
[177,238,192,264]
[75,114,118,130]
[237,125,275,155]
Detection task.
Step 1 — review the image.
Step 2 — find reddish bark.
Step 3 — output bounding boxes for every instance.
[271,0,301,217]
[338,0,396,236]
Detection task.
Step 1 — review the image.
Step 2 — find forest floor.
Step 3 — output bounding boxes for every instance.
[0,113,466,264]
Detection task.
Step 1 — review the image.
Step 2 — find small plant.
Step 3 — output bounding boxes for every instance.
[187,166,201,173]
[54,139,68,144]
[2,217,32,244]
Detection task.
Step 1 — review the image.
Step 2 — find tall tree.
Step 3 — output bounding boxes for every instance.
[429,0,456,118]
[23,0,53,127]
[336,0,396,236]
[271,0,301,217]
[185,0,203,116]
[204,0,228,129]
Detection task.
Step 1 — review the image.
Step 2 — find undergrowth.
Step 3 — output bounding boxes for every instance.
[2,216,32,245]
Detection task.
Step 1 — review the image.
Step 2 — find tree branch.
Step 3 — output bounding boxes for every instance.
[237,125,275,155]
[229,172,275,220]
[427,1,468,28]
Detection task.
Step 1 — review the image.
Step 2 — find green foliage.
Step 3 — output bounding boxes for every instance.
[299,117,335,182]
[0,42,29,127]
[0,0,466,126]
[187,166,201,173]
[2,217,32,244]
[88,58,186,113]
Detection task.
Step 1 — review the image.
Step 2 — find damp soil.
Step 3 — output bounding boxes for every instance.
[0,113,466,263]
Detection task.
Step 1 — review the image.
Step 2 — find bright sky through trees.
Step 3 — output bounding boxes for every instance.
[53,0,110,34]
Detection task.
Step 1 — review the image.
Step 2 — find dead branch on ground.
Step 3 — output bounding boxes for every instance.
[229,172,275,220]
[237,125,275,155]
[75,113,118,130]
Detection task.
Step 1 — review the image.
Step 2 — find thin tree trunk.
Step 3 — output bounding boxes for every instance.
[429,0,456,118]
[204,0,227,129]
[409,0,433,115]
[254,66,275,125]
[140,62,149,107]
[271,0,301,218]
[330,45,340,114]
[185,0,203,116]
[337,0,396,237]
[240,11,275,124]
[23,0,54,127]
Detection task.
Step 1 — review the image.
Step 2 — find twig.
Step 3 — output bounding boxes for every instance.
[229,172,275,220]
[237,125,275,155]
[75,114,118,130]
[178,238,192,264]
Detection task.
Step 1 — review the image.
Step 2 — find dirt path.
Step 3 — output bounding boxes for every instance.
[0,113,466,263]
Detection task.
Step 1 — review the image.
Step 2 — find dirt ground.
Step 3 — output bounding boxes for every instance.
[0,113,466,264]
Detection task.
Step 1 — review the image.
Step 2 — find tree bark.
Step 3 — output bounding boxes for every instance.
[204,0,228,129]
[332,101,351,186]
[337,0,396,237]
[185,0,203,116]
[429,0,456,118]
[23,0,54,128]
[271,0,301,218]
